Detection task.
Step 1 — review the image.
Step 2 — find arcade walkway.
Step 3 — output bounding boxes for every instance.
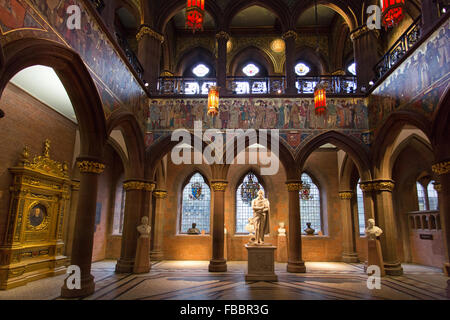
[0,261,448,300]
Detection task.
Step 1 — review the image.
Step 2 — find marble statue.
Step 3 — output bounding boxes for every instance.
[245,217,256,244]
[365,218,383,240]
[137,216,151,237]
[251,189,270,245]
[187,223,201,234]
[278,222,286,236]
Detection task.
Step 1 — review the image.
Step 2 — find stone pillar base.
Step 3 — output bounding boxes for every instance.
[287,260,306,273]
[342,252,359,263]
[60,274,95,298]
[245,245,278,282]
[150,250,163,261]
[115,259,134,273]
[384,262,403,276]
[208,259,227,272]
[443,263,450,276]
[133,236,151,274]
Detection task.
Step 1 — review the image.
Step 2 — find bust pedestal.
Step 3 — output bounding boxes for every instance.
[245,244,278,282]
[133,236,151,273]
[367,239,385,277]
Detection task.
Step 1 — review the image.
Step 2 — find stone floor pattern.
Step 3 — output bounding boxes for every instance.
[0,260,448,300]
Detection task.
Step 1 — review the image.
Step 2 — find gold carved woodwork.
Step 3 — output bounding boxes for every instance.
[77,160,105,174]
[434,183,442,192]
[432,161,450,176]
[211,182,228,192]
[286,182,303,192]
[0,140,70,290]
[339,191,354,200]
[136,25,164,43]
[153,190,168,199]
[350,25,380,41]
[123,181,155,192]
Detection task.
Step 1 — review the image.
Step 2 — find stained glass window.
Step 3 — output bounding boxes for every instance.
[180,173,211,233]
[416,182,426,211]
[427,181,439,211]
[236,172,264,234]
[295,62,310,76]
[348,62,356,76]
[300,173,322,234]
[356,180,366,235]
[242,63,260,77]
[192,64,210,77]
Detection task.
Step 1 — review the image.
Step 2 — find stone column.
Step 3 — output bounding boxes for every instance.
[209,181,228,272]
[286,181,306,273]
[282,30,297,95]
[64,180,80,258]
[339,191,359,262]
[366,180,403,276]
[432,161,450,275]
[150,189,168,261]
[422,0,440,34]
[216,31,230,95]
[351,26,380,90]
[60,158,105,298]
[136,25,164,94]
[116,181,155,273]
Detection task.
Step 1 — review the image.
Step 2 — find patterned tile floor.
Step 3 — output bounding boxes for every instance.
[0,260,448,300]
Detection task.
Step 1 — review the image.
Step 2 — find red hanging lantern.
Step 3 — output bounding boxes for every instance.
[186,0,205,33]
[207,86,219,116]
[381,0,405,29]
[314,83,327,116]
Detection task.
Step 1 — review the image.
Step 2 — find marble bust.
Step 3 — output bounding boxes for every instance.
[251,189,270,245]
[187,223,201,234]
[277,222,286,236]
[137,216,151,237]
[365,218,383,240]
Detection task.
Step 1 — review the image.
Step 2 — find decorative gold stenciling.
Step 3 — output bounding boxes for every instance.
[153,190,168,199]
[123,181,155,191]
[286,182,303,192]
[339,191,354,200]
[211,182,228,192]
[432,161,450,176]
[77,161,105,174]
[216,31,230,40]
[136,26,164,43]
[282,30,298,40]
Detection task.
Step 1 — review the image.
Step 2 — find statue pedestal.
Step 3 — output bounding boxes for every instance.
[367,239,385,277]
[245,244,278,282]
[276,235,288,262]
[133,236,151,273]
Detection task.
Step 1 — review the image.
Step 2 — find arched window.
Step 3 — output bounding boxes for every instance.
[427,181,439,211]
[416,182,426,211]
[294,62,311,76]
[347,62,356,76]
[300,173,322,234]
[236,172,265,234]
[180,172,211,234]
[356,180,366,235]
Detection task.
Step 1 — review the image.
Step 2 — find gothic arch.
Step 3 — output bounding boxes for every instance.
[176,47,216,77]
[0,38,107,158]
[296,131,372,182]
[228,46,276,76]
[293,46,329,75]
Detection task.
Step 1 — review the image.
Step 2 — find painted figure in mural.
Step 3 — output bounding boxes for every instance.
[436,28,449,77]
[327,99,337,128]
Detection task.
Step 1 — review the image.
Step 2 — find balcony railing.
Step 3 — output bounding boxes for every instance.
[374,16,422,82]
[115,32,144,81]
[157,75,358,96]
[408,211,441,231]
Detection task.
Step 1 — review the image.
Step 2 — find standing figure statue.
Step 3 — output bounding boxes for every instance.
[251,189,270,245]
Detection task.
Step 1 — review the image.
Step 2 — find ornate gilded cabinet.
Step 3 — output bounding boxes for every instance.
[0,140,70,289]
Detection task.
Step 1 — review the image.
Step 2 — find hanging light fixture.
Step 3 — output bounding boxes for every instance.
[314,82,327,115]
[207,86,219,116]
[186,0,205,33]
[381,0,405,30]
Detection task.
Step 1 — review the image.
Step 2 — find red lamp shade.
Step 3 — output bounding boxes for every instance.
[207,86,219,116]
[381,0,405,29]
[314,84,327,116]
[186,0,205,33]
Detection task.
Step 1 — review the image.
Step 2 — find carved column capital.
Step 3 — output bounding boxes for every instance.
[211,181,228,192]
[432,161,450,176]
[286,181,303,192]
[77,159,105,174]
[339,191,354,200]
[71,180,80,191]
[123,180,156,192]
[360,180,395,192]
[433,183,442,192]
[216,31,230,41]
[350,25,380,41]
[153,189,168,199]
[136,25,164,43]
[282,30,298,40]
